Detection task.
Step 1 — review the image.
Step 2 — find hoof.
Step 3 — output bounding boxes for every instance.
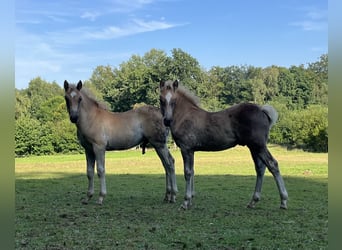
[164,193,177,203]
[180,199,191,210]
[280,204,287,210]
[164,198,176,204]
[164,193,171,203]
[179,204,188,210]
[247,203,255,209]
[81,197,91,205]
[247,199,257,209]
[82,193,93,205]
[280,200,287,209]
[96,196,104,205]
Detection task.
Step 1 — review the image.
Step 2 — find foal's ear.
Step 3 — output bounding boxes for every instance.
[64,80,69,91]
[173,80,179,90]
[159,79,165,89]
[77,80,83,90]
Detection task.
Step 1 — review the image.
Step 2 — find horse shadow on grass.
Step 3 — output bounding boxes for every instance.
[15,174,327,249]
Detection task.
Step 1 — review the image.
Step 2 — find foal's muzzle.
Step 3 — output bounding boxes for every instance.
[69,113,79,123]
[163,118,172,127]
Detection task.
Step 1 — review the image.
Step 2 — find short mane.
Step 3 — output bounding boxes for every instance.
[176,85,201,107]
[69,84,109,110]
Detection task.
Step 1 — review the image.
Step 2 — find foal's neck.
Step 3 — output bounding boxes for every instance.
[81,92,100,110]
[176,93,200,115]
[178,91,199,108]
[77,93,99,125]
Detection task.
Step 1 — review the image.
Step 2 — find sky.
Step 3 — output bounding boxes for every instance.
[15,0,328,89]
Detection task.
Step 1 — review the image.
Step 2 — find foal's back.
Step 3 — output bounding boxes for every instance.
[173,102,272,151]
[84,104,168,151]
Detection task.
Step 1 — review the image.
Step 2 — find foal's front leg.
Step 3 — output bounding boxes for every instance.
[181,149,195,209]
[82,150,95,204]
[94,147,107,205]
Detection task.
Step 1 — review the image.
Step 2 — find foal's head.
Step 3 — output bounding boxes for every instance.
[159,80,179,126]
[64,80,83,123]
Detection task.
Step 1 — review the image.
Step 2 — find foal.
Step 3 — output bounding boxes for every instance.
[159,80,288,209]
[64,80,177,204]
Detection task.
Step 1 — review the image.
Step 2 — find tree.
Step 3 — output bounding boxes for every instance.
[245,66,266,103]
[277,67,297,109]
[203,66,226,111]
[308,54,328,106]
[89,48,207,111]
[36,96,67,123]
[289,65,314,108]
[15,51,329,155]
[52,119,83,154]
[262,66,280,101]
[15,117,54,156]
[219,65,253,105]
[88,65,117,108]
[270,104,328,152]
[15,89,31,119]
[169,48,206,94]
[24,77,63,118]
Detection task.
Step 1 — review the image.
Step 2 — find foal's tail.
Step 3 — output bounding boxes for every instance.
[261,104,278,128]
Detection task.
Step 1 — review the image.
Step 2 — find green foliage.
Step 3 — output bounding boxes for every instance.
[15,89,31,119]
[15,52,328,155]
[52,119,84,154]
[15,117,54,156]
[270,104,328,152]
[15,78,83,156]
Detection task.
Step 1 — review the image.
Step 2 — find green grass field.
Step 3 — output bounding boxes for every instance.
[15,145,327,249]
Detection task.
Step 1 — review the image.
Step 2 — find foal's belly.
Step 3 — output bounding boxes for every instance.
[176,133,237,152]
[106,134,144,151]
[193,141,237,151]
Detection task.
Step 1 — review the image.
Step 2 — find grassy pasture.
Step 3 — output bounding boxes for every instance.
[15,145,328,249]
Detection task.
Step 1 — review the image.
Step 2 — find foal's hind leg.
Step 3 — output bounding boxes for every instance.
[155,145,178,203]
[247,150,266,209]
[258,147,288,209]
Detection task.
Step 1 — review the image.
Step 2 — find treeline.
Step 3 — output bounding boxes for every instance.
[15,49,328,156]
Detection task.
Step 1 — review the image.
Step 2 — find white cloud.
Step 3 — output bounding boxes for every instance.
[83,19,180,40]
[108,0,155,11]
[15,0,185,88]
[80,11,101,21]
[310,47,325,53]
[290,8,327,32]
[306,10,327,20]
[15,28,134,88]
[290,21,326,31]
[16,19,41,24]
